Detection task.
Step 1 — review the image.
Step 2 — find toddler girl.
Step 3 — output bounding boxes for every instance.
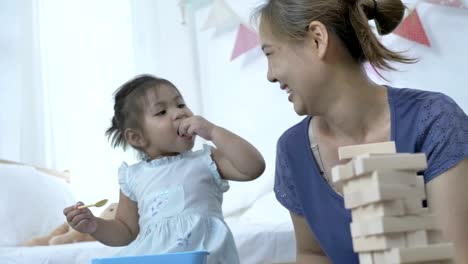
[63,75,265,263]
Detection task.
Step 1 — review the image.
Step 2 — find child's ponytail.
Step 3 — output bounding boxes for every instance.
[105,115,126,150]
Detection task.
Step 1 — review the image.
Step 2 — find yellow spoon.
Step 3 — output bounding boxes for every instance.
[78,199,108,209]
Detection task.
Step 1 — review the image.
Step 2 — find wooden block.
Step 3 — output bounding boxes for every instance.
[406,230,428,247]
[359,252,375,264]
[351,200,406,220]
[344,184,419,209]
[353,233,406,252]
[350,215,437,237]
[420,262,450,264]
[404,197,426,215]
[372,251,388,263]
[370,251,451,264]
[354,153,427,175]
[343,170,418,196]
[378,170,418,185]
[331,160,354,183]
[428,230,448,244]
[338,141,396,160]
[415,175,426,199]
[386,243,454,263]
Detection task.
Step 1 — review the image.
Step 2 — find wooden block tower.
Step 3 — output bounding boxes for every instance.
[332,141,455,264]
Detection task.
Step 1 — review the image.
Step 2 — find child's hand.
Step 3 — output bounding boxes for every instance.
[63,202,98,234]
[178,116,216,141]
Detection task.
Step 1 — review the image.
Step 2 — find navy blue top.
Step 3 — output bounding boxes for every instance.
[274,87,468,263]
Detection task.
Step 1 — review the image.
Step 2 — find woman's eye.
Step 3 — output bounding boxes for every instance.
[155,110,166,116]
[178,104,186,108]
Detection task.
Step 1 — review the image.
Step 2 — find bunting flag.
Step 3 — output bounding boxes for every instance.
[393,9,431,47]
[424,0,467,8]
[201,0,238,32]
[231,24,261,60]
[182,0,465,61]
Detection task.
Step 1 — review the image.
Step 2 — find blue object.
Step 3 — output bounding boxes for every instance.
[91,251,209,264]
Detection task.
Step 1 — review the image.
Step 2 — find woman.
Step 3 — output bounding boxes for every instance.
[253,0,468,263]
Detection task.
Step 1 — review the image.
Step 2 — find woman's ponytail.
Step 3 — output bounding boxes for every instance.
[347,0,416,70]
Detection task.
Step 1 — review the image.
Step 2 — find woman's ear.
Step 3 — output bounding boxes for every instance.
[124,128,146,148]
[307,21,329,59]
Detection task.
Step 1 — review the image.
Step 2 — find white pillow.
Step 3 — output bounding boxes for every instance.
[0,164,75,246]
[222,168,274,218]
[236,191,292,223]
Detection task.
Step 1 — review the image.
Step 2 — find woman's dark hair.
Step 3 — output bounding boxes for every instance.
[105,74,178,150]
[252,0,416,70]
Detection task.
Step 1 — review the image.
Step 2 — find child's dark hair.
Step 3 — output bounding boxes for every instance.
[105,74,178,150]
[252,0,416,71]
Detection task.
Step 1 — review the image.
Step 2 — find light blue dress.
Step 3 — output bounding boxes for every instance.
[116,145,240,264]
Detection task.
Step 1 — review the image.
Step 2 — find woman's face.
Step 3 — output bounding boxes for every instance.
[260,21,330,116]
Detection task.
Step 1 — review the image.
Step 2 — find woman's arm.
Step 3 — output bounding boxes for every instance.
[90,191,140,246]
[290,212,331,264]
[426,157,468,263]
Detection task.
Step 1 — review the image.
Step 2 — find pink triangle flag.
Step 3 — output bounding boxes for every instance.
[394,9,431,47]
[424,0,467,8]
[231,24,260,60]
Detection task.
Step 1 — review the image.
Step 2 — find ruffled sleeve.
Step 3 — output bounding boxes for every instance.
[417,93,468,182]
[118,162,137,201]
[202,144,230,193]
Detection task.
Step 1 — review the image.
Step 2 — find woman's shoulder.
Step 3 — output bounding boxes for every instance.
[391,86,464,121]
[389,86,457,108]
[278,117,309,146]
[389,87,466,131]
[389,87,468,181]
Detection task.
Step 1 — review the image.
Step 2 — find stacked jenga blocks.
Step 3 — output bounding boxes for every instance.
[332,141,455,264]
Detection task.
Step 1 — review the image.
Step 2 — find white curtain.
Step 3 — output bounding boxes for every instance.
[0,1,51,166]
[0,0,199,207]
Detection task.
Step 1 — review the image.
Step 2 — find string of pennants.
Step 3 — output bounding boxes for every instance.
[180,0,467,60]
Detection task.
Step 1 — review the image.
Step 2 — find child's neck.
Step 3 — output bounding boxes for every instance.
[144,150,185,161]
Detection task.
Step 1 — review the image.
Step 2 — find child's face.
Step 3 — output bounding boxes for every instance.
[140,84,195,159]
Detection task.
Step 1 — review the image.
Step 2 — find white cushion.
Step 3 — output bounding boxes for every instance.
[236,191,291,223]
[0,164,75,246]
[222,168,274,218]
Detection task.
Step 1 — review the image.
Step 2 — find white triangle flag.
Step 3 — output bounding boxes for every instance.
[202,0,239,31]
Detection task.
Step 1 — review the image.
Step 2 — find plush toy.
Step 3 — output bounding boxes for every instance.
[23,203,117,246]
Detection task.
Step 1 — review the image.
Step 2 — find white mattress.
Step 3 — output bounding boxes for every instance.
[0,192,296,264]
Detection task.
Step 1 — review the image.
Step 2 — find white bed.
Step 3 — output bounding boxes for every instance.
[0,207,295,264]
[0,162,296,264]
